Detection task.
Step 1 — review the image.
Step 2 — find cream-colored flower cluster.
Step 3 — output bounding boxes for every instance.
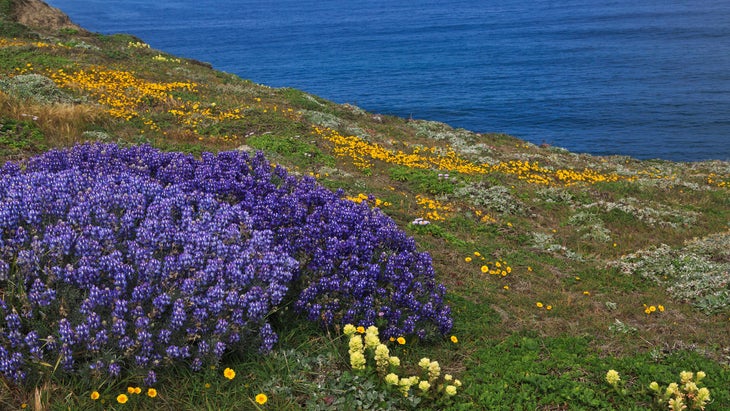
[343,324,461,401]
[605,369,620,387]
[649,371,710,411]
[606,369,710,410]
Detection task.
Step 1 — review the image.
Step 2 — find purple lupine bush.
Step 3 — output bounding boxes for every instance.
[0,143,451,383]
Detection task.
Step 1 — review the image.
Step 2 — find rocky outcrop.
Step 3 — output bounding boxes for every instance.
[10,0,87,33]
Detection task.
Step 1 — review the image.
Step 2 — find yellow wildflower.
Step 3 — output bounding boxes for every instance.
[255,393,268,405]
[224,367,236,380]
[605,369,620,386]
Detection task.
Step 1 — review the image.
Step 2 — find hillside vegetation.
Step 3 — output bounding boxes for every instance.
[1,1,729,409]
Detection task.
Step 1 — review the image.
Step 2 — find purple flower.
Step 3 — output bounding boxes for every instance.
[0,143,451,384]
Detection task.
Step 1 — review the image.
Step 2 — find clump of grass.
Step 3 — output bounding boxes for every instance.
[0,74,77,104]
[0,89,106,151]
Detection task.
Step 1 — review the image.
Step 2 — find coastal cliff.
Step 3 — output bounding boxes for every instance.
[1,1,729,409]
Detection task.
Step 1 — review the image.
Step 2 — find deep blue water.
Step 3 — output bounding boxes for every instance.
[46,0,730,161]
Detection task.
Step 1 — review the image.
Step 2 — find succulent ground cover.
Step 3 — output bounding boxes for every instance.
[1,1,730,409]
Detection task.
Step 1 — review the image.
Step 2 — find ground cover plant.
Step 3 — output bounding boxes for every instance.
[1,1,730,409]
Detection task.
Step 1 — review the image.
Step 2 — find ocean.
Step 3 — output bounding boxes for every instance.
[45,0,730,162]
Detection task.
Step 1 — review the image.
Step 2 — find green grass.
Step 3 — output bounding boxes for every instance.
[0,117,47,158]
[1,4,730,409]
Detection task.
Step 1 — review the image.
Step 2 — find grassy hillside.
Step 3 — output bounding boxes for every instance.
[1,1,729,409]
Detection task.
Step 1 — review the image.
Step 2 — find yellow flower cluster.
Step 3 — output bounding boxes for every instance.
[415,195,452,221]
[50,66,197,121]
[168,101,243,135]
[344,193,391,207]
[312,126,489,173]
[465,253,512,277]
[127,41,151,48]
[311,126,628,186]
[493,161,623,186]
[643,304,665,315]
[0,38,51,49]
[0,38,28,48]
[473,209,496,224]
[707,173,729,188]
[649,371,709,411]
[152,54,182,63]
[343,324,461,401]
[535,301,553,310]
[89,385,156,405]
[12,62,34,75]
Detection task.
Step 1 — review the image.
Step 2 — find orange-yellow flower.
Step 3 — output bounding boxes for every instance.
[224,367,236,380]
[90,391,100,400]
[536,302,544,308]
[397,336,406,345]
[450,335,458,343]
[480,265,488,273]
[255,393,268,405]
[117,394,128,404]
[147,388,157,398]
